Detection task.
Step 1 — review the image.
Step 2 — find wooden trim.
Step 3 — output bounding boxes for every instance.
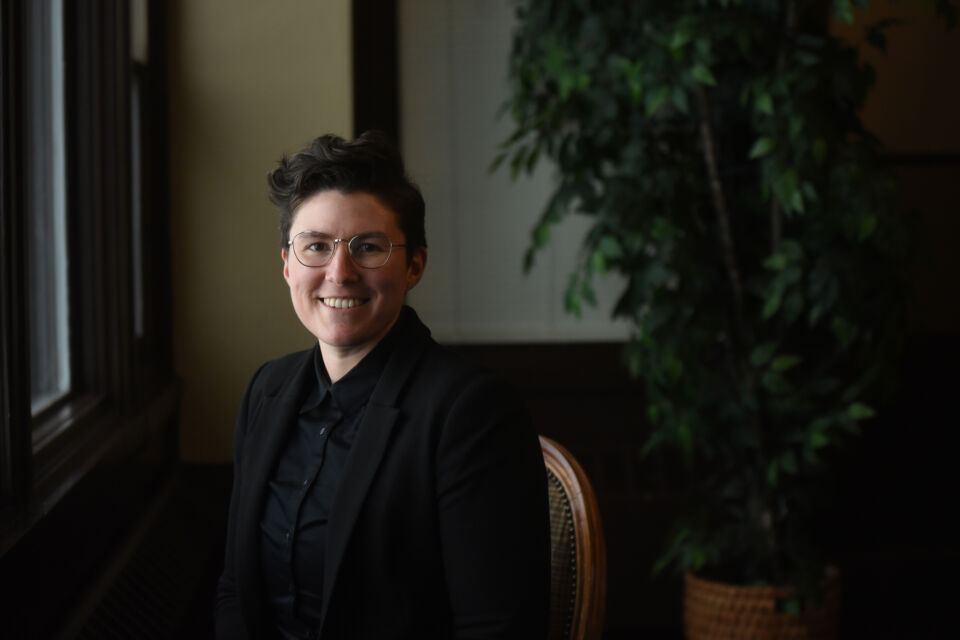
[352,0,399,141]
[540,435,607,640]
[0,0,31,517]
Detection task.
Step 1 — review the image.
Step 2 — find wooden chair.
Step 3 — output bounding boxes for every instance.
[540,435,607,640]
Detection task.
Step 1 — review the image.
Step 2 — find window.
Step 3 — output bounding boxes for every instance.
[26,0,70,416]
[1,0,174,551]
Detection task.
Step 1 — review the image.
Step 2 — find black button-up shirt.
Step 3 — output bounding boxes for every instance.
[260,338,393,640]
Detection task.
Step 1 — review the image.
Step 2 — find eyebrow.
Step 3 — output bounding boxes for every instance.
[295,230,383,237]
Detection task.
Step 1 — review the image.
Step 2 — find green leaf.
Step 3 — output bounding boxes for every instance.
[847,402,876,420]
[580,280,598,306]
[832,316,856,346]
[597,235,624,259]
[748,137,775,159]
[755,92,774,116]
[782,265,802,286]
[558,73,575,101]
[672,86,689,114]
[648,403,661,424]
[767,460,779,487]
[809,431,830,449]
[788,115,804,139]
[781,239,804,261]
[750,342,778,367]
[783,291,804,324]
[761,370,787,393]
[771,354,802,372]
[833,0,854,24]
[687,545,708,572]
[532,223,550,248]
[509,146,528,180]
[774,169,803,214]
[780,450,798,474]
[669,27,692,52]
[859,214,878,241]
[790,188,805,214]
[764,252,787,271]
[590,250,607,274]
[691,63,717,86]
[564,280,581,316]
[645,86,671,117]
[762,290,782,319]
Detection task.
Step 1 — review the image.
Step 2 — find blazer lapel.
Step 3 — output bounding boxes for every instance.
[236,349,316,624]
[319,308,432,631]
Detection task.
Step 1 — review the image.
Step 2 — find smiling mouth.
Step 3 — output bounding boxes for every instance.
[321,297,369,309]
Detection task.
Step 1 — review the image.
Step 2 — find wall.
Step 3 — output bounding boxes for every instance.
[167,0,353,462]
[827,7,960,637]
[831,2,960,338]
[400,0,631,342]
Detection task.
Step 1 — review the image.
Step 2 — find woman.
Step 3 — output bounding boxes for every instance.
[215,131,550,639]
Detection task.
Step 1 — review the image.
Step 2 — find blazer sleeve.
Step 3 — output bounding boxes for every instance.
[434,372,550,639]
[215,363,266,640]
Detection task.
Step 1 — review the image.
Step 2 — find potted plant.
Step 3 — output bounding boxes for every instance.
[495,0,955,635]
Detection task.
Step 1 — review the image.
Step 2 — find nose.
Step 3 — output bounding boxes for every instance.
[325,240,360,285]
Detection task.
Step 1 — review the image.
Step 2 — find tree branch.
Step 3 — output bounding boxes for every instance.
[695,85,746,343]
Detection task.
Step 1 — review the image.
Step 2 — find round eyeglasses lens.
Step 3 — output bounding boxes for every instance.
[347,233,393,268]
[293,233,336,267]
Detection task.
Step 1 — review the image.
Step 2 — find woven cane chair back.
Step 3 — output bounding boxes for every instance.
[540,436,606,640]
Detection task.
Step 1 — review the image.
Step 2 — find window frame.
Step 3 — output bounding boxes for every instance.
[0,0,175,554]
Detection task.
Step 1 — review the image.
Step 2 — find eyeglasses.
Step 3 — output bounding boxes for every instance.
[288,231,407,269]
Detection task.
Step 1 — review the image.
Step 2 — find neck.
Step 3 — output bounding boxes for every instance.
[319,343,373,384]
[318,308,405,383]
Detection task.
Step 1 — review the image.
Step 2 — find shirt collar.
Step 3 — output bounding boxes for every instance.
[305,308,409,415]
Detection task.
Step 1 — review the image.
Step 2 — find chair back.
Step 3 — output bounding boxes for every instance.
[540,435,606,640]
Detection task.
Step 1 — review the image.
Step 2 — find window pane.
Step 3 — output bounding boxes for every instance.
[27,0,70,415]
[131,73,144,338]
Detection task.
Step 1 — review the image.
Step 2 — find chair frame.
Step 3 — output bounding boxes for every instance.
[540,435,607,640]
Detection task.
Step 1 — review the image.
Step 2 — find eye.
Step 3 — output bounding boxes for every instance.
[297,233,333,254]
[352,234,389,255]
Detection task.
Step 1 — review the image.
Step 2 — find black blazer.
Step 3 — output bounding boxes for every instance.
[216,308,550,639]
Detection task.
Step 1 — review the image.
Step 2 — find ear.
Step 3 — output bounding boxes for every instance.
[405,247,427,292]
[282,247,292,283]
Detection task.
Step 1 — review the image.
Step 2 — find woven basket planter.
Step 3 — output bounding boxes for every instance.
[684,570,841,640]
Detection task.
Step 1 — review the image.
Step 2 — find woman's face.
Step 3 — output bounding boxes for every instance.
[282,190,426,361]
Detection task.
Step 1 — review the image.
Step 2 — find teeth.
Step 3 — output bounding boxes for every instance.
[323,297,364,309]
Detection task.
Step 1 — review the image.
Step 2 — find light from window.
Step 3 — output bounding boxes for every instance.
[27,0,70,415]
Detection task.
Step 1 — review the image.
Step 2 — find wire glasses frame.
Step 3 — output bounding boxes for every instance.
[287,231,408,269]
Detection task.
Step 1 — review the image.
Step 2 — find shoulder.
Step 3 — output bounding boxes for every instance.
[401,339,523,419]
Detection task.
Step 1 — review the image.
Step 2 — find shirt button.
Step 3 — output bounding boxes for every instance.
[319,427,327,436]
[284,531,291,542]
[302,479,309,487]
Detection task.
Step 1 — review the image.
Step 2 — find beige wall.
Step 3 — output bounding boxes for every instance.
[167,0,352,462]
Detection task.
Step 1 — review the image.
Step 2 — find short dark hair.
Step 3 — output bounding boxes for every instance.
[267,131,426,256]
